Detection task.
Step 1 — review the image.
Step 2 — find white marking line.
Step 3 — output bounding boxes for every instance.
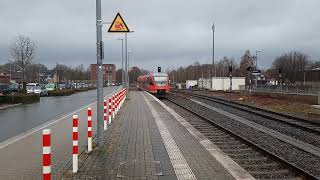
[141,93,197,180]
[148,93,255,180]
[192,99,320,159]
[0,89,120,150]
[0,103,22,110]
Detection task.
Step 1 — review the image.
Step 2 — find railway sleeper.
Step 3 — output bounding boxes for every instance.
[223,149,256,155]
[249,170,297,179]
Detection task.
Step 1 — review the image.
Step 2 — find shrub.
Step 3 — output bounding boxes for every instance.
[46,87,96,97]
[48,89,75,96]
[0,93,40,104]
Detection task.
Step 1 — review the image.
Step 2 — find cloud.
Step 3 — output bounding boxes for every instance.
[0,0,320,71]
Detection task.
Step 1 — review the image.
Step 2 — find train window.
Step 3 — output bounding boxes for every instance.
[154,76,167,86]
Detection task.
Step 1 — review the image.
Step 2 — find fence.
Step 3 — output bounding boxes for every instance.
[245,85,320,96]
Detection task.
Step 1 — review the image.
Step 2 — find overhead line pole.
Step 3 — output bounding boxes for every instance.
[121,39,124,86]
[96,0,104,148]
[212,21,215,77]
[125,33,128,89]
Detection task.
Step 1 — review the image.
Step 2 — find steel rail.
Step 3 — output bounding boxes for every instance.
[173,90,320,136]
[164,96,318,180]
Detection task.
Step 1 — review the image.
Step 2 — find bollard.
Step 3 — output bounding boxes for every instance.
[108,97,112,124]
[104,100,107,130]
[87,107,92,153]
[120,90,123,107]
[72,115,78,173]
[43,129,51,180]
[118,92,120,110]
[112,95,115,119]
[115,93,119,114]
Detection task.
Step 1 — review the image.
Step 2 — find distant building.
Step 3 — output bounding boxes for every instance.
[300,68,320,85]
[11,71,23,83]
[90,64,116,84]
[0,71,10,84]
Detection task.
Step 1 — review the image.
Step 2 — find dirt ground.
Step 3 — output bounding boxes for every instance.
[202,91,320,121]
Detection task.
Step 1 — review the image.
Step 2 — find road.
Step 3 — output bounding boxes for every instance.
[0,86,119,179]
[0,86,118,143]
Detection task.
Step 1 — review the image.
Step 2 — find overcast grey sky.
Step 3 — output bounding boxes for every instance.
[0,0,320,72]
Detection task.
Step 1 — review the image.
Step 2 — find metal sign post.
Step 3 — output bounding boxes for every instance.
[108,12,132,89]
[96,0,104,148]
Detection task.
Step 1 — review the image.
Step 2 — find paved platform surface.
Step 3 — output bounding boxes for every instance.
[65,91,239,180]
[0,87,119,180]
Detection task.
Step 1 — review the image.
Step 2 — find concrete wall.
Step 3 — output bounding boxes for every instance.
[211,77,245,91]
[186,80,197,89]
[198,78,211,90]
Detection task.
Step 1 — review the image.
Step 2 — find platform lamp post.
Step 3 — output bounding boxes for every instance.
[124,31,134,89]
[117,38,124,86]
[212,21,215,77]
[127,50,133,85]
[255,50,262,87]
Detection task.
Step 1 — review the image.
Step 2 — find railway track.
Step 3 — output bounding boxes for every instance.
[173,90,320,135]
[163,94,320,179]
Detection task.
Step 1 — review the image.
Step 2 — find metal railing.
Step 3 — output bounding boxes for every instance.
[245,85,320,96]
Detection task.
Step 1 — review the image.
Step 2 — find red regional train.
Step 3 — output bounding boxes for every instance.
[137,73,170,96]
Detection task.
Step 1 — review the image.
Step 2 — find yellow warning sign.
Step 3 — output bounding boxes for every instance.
[108,13,130,33]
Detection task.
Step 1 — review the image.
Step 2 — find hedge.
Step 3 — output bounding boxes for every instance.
[48,87,96,97]
[0,93,40,104]
[48,89,75,96]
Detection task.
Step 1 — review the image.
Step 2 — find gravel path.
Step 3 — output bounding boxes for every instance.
[167,94,320,178]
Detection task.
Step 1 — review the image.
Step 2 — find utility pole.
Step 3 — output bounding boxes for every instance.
[212,21,215,77]
[125,33,128,88]
[117,38,124,85]
[95,0,104,148]
[255,50,262,87]
[128,51,133,84]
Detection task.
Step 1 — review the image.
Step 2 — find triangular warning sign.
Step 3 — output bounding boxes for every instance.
[108,12,130,33]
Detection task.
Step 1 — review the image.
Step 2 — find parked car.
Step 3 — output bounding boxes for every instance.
[33,86,48,96]
[59,84,66,90]
[45,83,57,91]
[0,84,11,96]
[10,83,20,92]
[26,83,40,94]
[65,84,75,89]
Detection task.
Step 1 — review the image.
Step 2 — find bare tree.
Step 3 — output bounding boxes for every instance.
[272,51,309,83]
[10,34,36,92]
[53,63,68,84]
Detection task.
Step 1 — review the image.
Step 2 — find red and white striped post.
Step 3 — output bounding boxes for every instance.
[118,92,121,110]
[115,93,119,114]
[121,89,124,107]
[104,100,107,130]
[72,115,78,173]
[108,97,112,124]
[112,95,115,119]
[119,91,122,108]
[87,107,92,153]
[43,129,51,180]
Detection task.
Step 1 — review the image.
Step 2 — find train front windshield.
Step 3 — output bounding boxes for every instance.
[154,76,167,86]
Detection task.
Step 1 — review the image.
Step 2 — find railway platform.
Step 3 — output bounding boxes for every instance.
[64,91,253,180]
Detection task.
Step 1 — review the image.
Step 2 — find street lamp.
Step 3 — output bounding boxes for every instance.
[127,50,133,85]
[124,30,134,89]
[212,21,215,77]
[255,50,262,70]
[255,50,262,87]
[117,38,124,85]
